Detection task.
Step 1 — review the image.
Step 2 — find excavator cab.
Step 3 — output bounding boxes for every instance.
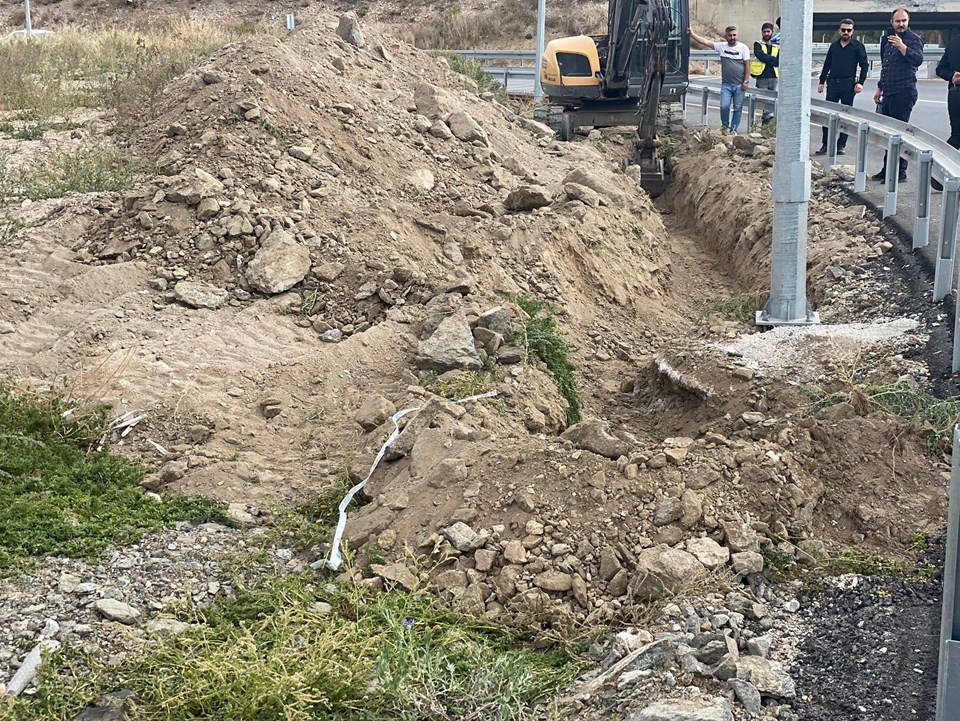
[537,0,690,196]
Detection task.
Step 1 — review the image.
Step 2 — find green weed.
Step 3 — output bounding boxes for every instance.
[0,384,225,574]
[7,577,584,721]
[270,460,361,553]
[300,288,319,316]
[511,294,583,425]
[803,383,960,453]
[428,50,508,102]
[0,141,143,202]
[697,292,761,325]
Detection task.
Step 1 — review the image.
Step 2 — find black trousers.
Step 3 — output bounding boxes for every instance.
[949,85,960,150]
[879,88,918,173]
[821,78,856,148]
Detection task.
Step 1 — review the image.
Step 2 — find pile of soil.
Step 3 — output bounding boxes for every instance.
[0,13,953,718]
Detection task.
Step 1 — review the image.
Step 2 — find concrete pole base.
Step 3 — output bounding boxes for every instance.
[755,309,821,327]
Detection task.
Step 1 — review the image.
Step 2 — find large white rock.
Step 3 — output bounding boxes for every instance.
[685,537,730,569]
[630,545,707,600]
[244,229,311,295]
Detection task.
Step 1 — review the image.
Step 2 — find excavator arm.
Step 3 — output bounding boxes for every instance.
[629,0,674,195]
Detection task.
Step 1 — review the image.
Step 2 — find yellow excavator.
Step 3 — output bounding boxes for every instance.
[536,0,689,196]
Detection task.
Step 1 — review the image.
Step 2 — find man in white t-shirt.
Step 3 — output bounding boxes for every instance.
[689,25,752,133]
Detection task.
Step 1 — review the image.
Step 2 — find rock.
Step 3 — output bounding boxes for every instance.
[429,120,454,139]
[443,522,484,552]
[415,312,482,372]
[564,182,601,207]
[562,418,632,459]
[0,320,14,334]
[503,540,527,564]
[630,546,707,600]
[746,635,772,658]
[201,71,223,85]
[626,697,734,721]
[477,306,514,339]
[732,135,761,152]
[736,656,796,699]
[145,618,190,636]
[517,116,555,137]
[407,168,435,192]
[355,395,396,431]
[505,185,553,211]
[315,262,345,282]
[336,11,365,47]
[289,145,313,162]
[5,640,60,696]
[731,551,764,575]
[320,329,343,343]
[497,346,525,364]
[685,538,730,569]
[415,83,459,120]
[94,599,141,625]
[599,547,622,580]
[196,197,221,220]
[665,447,687,466]
[244,229,311,294]
[174,281,228,310]
[653,496,683,526]
[447,112,489,145]
[741,412,765,425]
[679,491,703,529]
[372,562,418,590]
[730,679,763,714]
[721,519,761,553]
[608,568,630,597]
[533,570,574,592]
[472,327,502,353]
[562,168,623,199]
[474,548,497,572]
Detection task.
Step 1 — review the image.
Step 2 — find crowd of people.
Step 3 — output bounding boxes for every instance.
[687,7,960,188]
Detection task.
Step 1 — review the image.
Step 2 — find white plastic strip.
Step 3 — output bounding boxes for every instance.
[319,390,497,571]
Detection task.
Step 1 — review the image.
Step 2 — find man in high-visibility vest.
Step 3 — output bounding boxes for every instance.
[752,22,779,125]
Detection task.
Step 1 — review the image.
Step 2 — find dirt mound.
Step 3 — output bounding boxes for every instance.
[0,16,950,633]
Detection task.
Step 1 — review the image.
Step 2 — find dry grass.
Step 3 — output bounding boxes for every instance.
[0,19,266,126]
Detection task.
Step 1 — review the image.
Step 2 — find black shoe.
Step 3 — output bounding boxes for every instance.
[872,169,886,182]
[836,147,846,156]
[898,171,908,182]
[815,145,828,156]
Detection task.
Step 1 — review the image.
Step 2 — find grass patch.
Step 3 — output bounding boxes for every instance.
[0,141,143,202]
[511,294,583,426]
[804,382,960,453]
[428,50,508,102]
[0,384,225,574]
[0,22,266,127]
[7,577,585,721]
[697,292,762,325]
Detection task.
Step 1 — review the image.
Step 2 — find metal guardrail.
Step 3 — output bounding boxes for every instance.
[459,47,944,66]
[689,81,960,372]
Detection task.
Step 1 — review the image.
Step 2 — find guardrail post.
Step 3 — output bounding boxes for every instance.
[915,151,934,250]
[935,178,960,302]
[826,113,840,168]
[936,426,960,719]
[854,122,869,192]
[747,94,757,131]
[701,86,709,127]
[883,135,902,219]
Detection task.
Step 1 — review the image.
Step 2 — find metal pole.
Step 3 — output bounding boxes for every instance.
[915,151,934,250]
[24,0,32,33]
[884,135,902,219]
[826,113,839,167]
[758,0,817,326]
[936,426,960,718]
[534,0,546,100]
[286,13,295,31]
[701,86,709,127]
[747,93,756,132]
[934,178,960,302]
[854,122,869,192]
